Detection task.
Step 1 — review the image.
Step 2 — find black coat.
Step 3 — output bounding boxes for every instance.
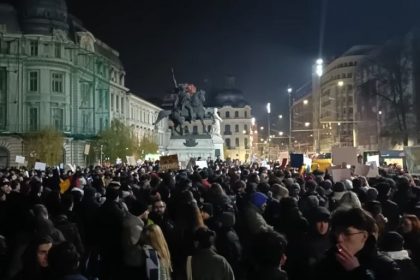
[314,239,400,280]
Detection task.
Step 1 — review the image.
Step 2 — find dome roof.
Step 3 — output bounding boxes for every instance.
[214,88,248,107]
[20,0,69,35]
[0,4,21,33]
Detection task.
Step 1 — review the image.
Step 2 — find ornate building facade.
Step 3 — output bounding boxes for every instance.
[0,1,167,167]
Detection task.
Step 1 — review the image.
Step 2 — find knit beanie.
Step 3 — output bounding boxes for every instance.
[250,192,268,209]
[380,231,404,252]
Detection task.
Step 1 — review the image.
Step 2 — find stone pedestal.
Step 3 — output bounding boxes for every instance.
[165,133,224,162]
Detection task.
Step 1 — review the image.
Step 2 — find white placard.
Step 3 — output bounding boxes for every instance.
[15,155,25,164]
[332,147,359,166]
[126,156,136,166]
[354,164,370,176]
[331,168,352,182]
[367,155,380,166]
[366,161,379,178]
[196,160,208,169]
[84,144,90,155]
[34,162,46,171]
[116,158,122,165]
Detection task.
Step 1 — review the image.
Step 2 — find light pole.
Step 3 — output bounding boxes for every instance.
[287,87,293,152]
[266,102,271,161]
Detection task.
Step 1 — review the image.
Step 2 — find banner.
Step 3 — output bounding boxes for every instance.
[332,147,359,166]
[160,155,180,171]
[34,162,46,171]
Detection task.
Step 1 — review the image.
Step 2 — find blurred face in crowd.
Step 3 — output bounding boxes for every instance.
[37,242,52,268]
[153,201,166,217]
[334,226,368,256]
[0,183,11,194]
[315,221,329,235]
[402,218,413,233]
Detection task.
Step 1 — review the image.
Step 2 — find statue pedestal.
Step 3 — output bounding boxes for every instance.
[165,133,224,163]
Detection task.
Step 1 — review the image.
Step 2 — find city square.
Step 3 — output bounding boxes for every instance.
[0,0,420,280]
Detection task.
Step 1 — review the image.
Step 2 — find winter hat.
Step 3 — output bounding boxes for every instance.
[333,182,345,192]
[220,212,236,228]
[250,192,268,209]
[130,199,149,216]
[271,184,289,198]
[343,179,353,190]
[366,188,378,201]
[309,206,331,223]
[380,231,404,252]
[105,187,119,201]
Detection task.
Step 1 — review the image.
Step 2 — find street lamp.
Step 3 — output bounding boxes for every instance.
[287,87,293,152]
[316,58,324,77]
[266,102,271,140]
[279,131,284,136]
[305,122,311,127]
[278,114,283,119]
[337,80,344,87]
[260,126,264,130]
[303,99,309,105]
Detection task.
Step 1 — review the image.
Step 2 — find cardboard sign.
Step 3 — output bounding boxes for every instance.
[367,154,380,166]
[331,168,352,182]
[290,154,304,168]
[84,144,90,156]
[160,155,179,171]
[311,159,332,172]
[280,158,288,168]
[354,164,370,176]
[15,155,25,164]
[332,147,359,166]
[196,160,208,169]
[126,156,137,166]
[34,162,46,171]
[366,162,379,178]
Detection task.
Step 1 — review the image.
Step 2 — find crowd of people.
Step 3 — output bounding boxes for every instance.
[0,159,420,280]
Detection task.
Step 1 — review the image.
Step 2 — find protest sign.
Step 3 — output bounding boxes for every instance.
[331,168,352,182]
[366,161,379,178]
[290,153,304,168]
[311,159,332,172]
[354,164,370,176]
[126,156,137,166]
[196,160,208,169]
[160,154,180,171]
[367,154,380,166]
[332,147,358,166]
[15,155,25,165]
[34,162,46,171]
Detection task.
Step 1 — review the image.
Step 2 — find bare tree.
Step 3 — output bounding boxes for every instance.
[358,38,413,146]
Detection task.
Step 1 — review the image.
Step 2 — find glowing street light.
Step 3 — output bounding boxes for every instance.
[266,102,271,114]
[251,117,256,125]
[260,126,264,130]
[316,58,324,77]
[279,131,284,136]
[304,122,310,127]
[337,80,344,87]
[287,87,293,94]
[278,114,283,119]
[303,99,309,105]
[378,111,382,115]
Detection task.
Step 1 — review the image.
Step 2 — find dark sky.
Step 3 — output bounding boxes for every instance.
[4,0,420,122]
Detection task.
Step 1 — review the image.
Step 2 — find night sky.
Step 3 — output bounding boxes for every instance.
[4,0,420,122]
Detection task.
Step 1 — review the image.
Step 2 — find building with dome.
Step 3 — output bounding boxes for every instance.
[0,0,168,167]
